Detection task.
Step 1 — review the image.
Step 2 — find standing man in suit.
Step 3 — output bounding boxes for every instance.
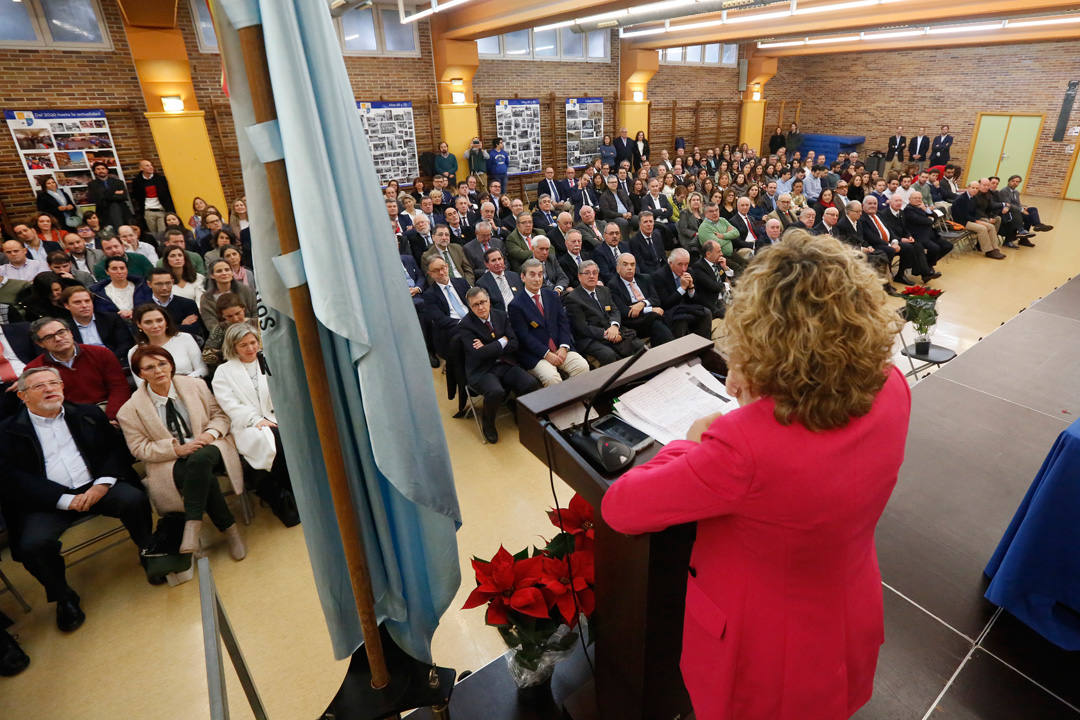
[504,212,546,272]
[562,260,642,365]
[592,223,632,285]
[475,248,522,314]
[558,229,591,289]
[885,126,906,175]
[908,128,930,170]
[574,205,605,250]
[62,286,134,370]
[649,249,713,340]
[508,259,589,387]
[463,222,505,276]
[608,254,674,346]
[535,168,565,209]
[629,211,667,276]
[421,225,475,285]
[930,125,953,166]
[0,366,152,632]
[458,287,539,443]
[690,240,732,319]
[421,256,471,359]
[613,128,634,169]
[129,160,174,237]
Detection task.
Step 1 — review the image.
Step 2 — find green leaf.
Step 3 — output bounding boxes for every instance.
[512,547,530,561]
[545,532,577,558]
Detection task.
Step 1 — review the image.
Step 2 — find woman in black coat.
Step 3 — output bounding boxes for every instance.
[35,177,78,230]
[632,131,650,173]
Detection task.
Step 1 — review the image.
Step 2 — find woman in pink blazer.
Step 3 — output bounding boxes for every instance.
[603,230,910,720]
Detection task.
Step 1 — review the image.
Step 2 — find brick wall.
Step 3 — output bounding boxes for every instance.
[647,64,742,153]
[0,0,156,226]
[763,40,1080,197]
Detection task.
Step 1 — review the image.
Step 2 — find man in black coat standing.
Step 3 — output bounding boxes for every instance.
[613,127,634,169]
[457,287,539,443]
[87,162,130,231]
[0,367,151,632]
[129,160,175,237]
[562,260,642,365]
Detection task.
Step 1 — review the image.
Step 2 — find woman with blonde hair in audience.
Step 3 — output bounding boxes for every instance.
[212,323,299,527]
[602,230,908,720]
[189,197,208,231]
[720,188,738,220]
[789,178,809,210]
[229,197,249,232]
[670,184,689,224]
[201,259,256,332]
[118,345,247,561]
[678,191,706,253]
[221,246,255,292]
[398,193,419,222]
[848,173,866,202]
[163,246,205,306]
[128,303,207,385]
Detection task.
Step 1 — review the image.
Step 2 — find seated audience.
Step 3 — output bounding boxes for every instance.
[649,249,713,340]
[598,175,636,239]
[689,240,732,319]
[504,212,546,273]
[402,214,434,267]
[159,227,206,275]
[93,235,154,280]
[878,195,936,284]
[475,248,522,315]
[608,253,674,346]
[212,324,299,526]
[25,216,63,259]
[220,246,255,292]
[903,193,953,267]
[0,366,151,632]
[204,228,243,267]
[592,223,633,285]
[629,211,668,276]
[697,203,746,272]
[0,239,48,282]
[200,260,257,332]
[814,206,842,238]
[507,259,589,387]
[530,236,568,294]
[128,304,207,385]
[62,286,134,368]
[90,257,151,320]
[456,287,540,443]
[201,293,259,375]
[557,229,591,288]
[562,260,643,365]
[63,230,103,276]
[463,221,504,276]
[421,225,475,285]
[117,225,158,265]
[1000,174,1052,236]
[47,251,95,287]
[118,347,246,560]
[574,205,605,249]
[422,255,471,359]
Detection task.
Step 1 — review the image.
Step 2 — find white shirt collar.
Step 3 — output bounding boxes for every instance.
[148,383,179,408]
[29,407,65,426]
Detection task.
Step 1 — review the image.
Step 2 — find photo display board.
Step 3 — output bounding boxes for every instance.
[357,101,419,186]
[495,98,542,176]
[5,108,124,208]
[565,97,604,168]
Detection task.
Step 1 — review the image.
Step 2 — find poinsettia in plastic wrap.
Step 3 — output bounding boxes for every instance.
[463,493,597,682]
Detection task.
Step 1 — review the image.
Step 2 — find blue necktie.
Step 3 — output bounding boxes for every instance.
[444,284,466,317]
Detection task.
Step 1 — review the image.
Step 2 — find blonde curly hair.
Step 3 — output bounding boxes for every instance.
[725,230,902,431]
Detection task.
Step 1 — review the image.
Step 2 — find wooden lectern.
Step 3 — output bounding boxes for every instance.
[517,335,727,720]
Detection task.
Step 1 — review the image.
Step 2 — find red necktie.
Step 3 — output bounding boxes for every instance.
[533,294,557,351]
[872,215,888,243]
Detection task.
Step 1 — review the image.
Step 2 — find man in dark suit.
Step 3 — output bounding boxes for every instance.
[475,248,522,315]
[813,207,843,238]
[638,178,677,244]
[146,269,206,340]
[929,125,953,166]
[478,201,508,244]
[463,222,505,277]
[507,259,589,387]
[545,211,575,257]
[598,175,636,239]
[87,162,130,230]
[0,323,34,420]
[648,248,713,340]
[572,176,600,219]
[608,253,675,346]
[556,166,577,208]
[453,197,478,242]
[592,223,632,285]
[0,367,152,631]
[877,195,935,283]
[535,167,565,207]
[885,126,906,173]
[903,193,952,268]
[689,240,731,319]
[628,211,667,276]
[729,197,763,253]
[400,253,436,366]
[574,205,605,250]
[613,127,634,169]
[402,214,435,267]
[557,229,591,289]
[458,287,540,443]
[562,260,643,365]
[61,286,134,370]
[421,225,475,285]
[421,255,471,360]
[908,128,930,169]
[532,195,560,237]
[838,201,899,296]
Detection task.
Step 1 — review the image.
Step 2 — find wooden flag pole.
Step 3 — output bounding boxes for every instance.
[235,24,391,691]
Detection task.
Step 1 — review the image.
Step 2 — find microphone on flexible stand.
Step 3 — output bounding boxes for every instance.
[566,344,649,474]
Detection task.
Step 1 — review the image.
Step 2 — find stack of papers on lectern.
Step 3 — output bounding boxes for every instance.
[613,363,739,445]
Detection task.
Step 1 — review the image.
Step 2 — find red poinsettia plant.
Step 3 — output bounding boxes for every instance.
[901,285,944,336]
[463,494,596,672]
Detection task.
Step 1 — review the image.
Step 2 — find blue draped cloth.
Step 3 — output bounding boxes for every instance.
[985,417,1080,650]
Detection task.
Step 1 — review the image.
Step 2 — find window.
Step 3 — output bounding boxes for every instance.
[0,0,110,49]
[474,28,610,62]
[660,43,738,67]
[189,0,218,53]
[337,3,419,56]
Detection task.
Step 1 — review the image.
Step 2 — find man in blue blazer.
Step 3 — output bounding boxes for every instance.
[508,259,589,387]
[591,223,632,285]
[475,248,522,315]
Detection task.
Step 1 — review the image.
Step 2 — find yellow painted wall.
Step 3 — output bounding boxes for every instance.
[739,101,766,155]
[618,101,651,138]
[438,103,481,176]
[145,111,227,215]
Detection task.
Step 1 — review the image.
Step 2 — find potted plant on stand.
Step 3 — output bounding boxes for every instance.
[902,285,943,355]
[463,494,596,702]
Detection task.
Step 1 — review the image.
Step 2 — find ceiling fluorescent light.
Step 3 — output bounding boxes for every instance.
[436,0,472,9]
[757,39,806,47]
[401,0,471,24]
[1007,16,1080,28]
[629,0,700,13]
[925,22,1004,34]
[797,0,877,15]
[622,26,669,37]
[676,18,726,31]
[535,19,577,32]
[726,9,792,24]
[806,34,859,43]
[862,28,925,39]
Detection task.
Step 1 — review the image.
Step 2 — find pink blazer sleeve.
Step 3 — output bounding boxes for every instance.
[601,413,755,534]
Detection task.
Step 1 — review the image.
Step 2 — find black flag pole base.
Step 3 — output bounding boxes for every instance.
[320,624,456,720]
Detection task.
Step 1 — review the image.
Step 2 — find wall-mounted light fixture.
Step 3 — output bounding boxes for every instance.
[632,90,644,102]
[161,96,185,113]
[751,84,761,101]
[450,78,466,104]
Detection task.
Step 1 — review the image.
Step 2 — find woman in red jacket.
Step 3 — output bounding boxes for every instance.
[602,229,910,720]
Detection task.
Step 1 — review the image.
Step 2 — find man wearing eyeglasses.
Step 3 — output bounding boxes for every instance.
[0,366,151,634]
[24,317,130,421]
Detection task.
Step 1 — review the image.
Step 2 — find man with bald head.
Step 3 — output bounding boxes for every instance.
[545,211,575,256]
[574,205,605,249]
[813,206,842,238]
[463,221,505,275]
[607,253,673,346]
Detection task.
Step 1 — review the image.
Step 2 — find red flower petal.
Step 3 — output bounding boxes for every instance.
[510,587,552,619]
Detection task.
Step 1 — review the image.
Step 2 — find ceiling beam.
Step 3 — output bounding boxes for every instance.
[627,0,1079,48]
[753,25,1080,55]
[116,0,179,28]
[433,0,641,40]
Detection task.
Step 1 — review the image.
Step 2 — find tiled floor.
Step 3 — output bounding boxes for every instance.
[0,197,1078,719]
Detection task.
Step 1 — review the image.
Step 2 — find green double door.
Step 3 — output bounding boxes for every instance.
[965,114,1043,191]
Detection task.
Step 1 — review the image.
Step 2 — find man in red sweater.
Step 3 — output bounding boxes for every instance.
[25,318,130,420]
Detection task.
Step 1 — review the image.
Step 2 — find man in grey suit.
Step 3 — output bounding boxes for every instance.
[463,221,505,276]
[530,236,569,295]
[574,204,606,250]
[561,260,642,365]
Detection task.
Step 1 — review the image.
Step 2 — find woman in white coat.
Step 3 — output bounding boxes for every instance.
[212,324,299,527]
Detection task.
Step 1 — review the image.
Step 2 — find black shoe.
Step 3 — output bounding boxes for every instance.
[428,353,440,369]
[452,408,468,419]
[883,284,902,297]
[923,271,942,281]
[0,630,29,677]
[56,595,85,633]
[482,424,499,444]
[273,491,301,528]
[892,273,915,287]
[1018,237,1035,247]
[1036,224,1053,232]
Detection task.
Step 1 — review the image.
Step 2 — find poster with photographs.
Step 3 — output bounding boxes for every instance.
[565,97,604,168]
[4,108,124,208]
[356,101,419,186]
[495,98,542,176]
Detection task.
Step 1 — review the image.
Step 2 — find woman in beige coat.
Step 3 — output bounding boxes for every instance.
[117,345,247,560]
